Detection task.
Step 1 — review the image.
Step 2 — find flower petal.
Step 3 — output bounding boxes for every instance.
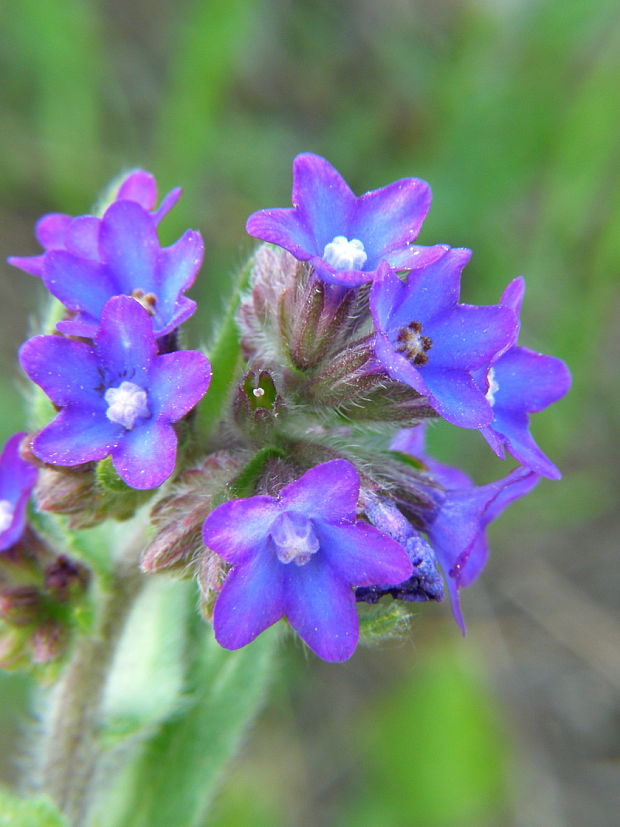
[148,350,211,421]
[43,251,117,316]
[353,177,432,263]
[485,409,562,479]
[32,408,121,466]
[156,229,203,305]
[95,296,157,379]
[493,346,571,412]
[115,170,157,210]
[290,153,356,249]
[111,419,177,489]
[213,548,285,650]
[99,201,159,292]
[421,367,492,428]
[7,255,46,278]
[279,460,360,523]
[427,305,517,370]
[0,433,37,504]
[202,497,280,565]
[284,556,359,662]
[379,248,471,331]
[386,243,450,272]
[19,335,102,407]
[246,208,316,262]
[35,213,72,249]
[66,216,100,259]
[317,522,413,586]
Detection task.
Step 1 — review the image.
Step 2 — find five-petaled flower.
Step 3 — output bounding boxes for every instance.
[0,433,38,551]
[370,252,518,428]
[246,153,448,287]
[8,169,182,279]
[475,278,572,479]
[202,459,413,662]
[19,296,211,490]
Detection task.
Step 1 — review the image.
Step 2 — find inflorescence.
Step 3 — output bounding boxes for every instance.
[3,157,570,665]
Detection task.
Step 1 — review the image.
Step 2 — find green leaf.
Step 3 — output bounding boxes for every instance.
[94,610,278,827]
[194,257,253,442]
[0,789,66,827]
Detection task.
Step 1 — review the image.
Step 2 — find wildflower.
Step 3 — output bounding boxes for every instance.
[246,153,447,287]
[391,426,539,630]
[202,459,413,662]
[19,296,211,490]
[0,433,38,552]
[370,253,517,428]
[475,278,571,479]
[7,169,181,278]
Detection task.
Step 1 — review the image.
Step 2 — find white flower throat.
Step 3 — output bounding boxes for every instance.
[485,368,499,406]
[105,381,150,429]
[0,500,15,534]
[270,512,320,566]
[322,236,367,271]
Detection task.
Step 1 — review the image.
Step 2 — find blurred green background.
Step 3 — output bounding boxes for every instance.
[1,0,619,824]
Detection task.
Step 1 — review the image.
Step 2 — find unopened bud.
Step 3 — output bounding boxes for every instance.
[30,621,69,664]
[44,555,89,602]
[142,451,246,573]
[0,586,42,626]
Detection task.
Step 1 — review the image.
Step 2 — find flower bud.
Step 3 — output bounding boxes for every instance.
[233,370,285,438]
[30,621,69,664]
[34,464,99,525]
[44,555,89,602]
[0,586,42,627]
[142,451,246,573]
[305,338,381,405]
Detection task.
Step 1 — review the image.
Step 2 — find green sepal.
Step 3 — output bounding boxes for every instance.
[358,599,416,644]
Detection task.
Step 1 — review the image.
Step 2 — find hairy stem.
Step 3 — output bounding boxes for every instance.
[40,544,145,826]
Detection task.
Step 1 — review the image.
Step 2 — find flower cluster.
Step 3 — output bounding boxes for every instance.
[7,157,570,666]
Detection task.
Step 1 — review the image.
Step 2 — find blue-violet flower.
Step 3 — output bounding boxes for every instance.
[475,277,571,479]
[0,433,38,551]
[202,459,413,662]
[8,169,181,279]
[370,253,518,428]
[392,426,539,631]
[246,153,448,287]
[19,296,211,489]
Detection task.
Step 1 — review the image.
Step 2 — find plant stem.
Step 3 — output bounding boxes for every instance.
[40,544,145,827]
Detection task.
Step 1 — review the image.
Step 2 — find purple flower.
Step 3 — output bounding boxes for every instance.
[202,460,413,662]
[475,278,571,479]
[8,169,182,279]
[391,425,539,630]
[246,153,448,287]
[370,253,518,428]
[427,466,540,632]
[19,296,211,490]
[0,433,38,551]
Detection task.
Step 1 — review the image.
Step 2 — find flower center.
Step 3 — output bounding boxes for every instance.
[485,367,499,406]
[270,511,320,566]
[104,381,150,429]
[395,321,433,366]
[322,236,367,271]
[0,500,14,534]
[131,288,158,315]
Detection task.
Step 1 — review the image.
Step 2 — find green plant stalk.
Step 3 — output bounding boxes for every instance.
[40,539,145,827]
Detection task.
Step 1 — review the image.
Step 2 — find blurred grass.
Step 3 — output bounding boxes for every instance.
[0,0,618,822]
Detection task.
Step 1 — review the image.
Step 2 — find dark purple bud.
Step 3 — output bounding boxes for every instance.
[44,555,89,602]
